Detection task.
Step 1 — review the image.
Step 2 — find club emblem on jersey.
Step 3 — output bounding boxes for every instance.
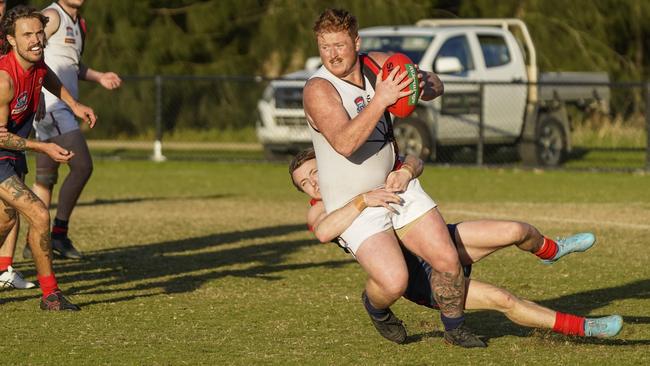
[354,96,366,113]
[11,91,28,115]
[65,26,76,44]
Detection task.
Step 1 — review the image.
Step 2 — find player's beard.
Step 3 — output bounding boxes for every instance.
[16,42,44,64]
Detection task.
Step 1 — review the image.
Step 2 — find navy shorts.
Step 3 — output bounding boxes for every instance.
[402,223,471,309]
[0,155,27,183]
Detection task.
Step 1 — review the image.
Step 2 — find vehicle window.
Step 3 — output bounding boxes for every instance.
[434,35,474,73]
[478,34,511,68]
[360,36,433,62]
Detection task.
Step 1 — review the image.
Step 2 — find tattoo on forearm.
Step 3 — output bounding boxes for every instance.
[0,133,26,151]
[431,270,466,318]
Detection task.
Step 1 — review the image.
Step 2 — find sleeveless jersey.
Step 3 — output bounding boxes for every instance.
[308,54,396,212]
[0,51,47,160]
[42,2,85,112]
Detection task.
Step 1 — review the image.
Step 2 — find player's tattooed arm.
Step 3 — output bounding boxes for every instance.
[0,133,27,150]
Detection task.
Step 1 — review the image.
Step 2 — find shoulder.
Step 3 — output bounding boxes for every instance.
[0,71,14,101]
[42,7,61,38]
[303,77,338,103]
[306,201,326,228]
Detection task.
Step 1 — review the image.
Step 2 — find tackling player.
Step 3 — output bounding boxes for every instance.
[289,149,623,341]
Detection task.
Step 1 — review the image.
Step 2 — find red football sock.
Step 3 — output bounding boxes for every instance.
[534,237,558,260]
[553,312,585,336]
[37,273,60,297]
[0,256,12,271]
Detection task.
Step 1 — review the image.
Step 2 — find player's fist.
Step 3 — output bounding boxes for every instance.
[43,142,74,163]
[71,102,97,128]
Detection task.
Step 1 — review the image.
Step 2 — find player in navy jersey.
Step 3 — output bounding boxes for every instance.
[289,149,622,341]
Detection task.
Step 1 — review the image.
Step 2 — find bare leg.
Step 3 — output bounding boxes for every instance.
[465,279,555,329]
[400,208,465,318]
[0,176,53,276]
[355,230,408,310]
[0,199,18,256]
[454,220,544,265]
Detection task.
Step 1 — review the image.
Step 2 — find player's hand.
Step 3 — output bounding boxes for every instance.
[363,188,403,213]
[71,102,97,128]
[385,169,412,193]
[43,142,74,163]
[35,92,45,121]
[415,65,443,101]
[375,65,414,108]
[98,72,122,90]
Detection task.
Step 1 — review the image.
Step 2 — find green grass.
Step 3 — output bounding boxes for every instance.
[1,158,649,364]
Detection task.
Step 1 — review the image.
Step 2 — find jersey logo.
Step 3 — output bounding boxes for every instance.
[65,26,76,44]
[354,96,366,113]
[11,91,28,115]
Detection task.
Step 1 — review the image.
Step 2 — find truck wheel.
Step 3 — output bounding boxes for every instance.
[393,119,432,161]
[519,117,566,166]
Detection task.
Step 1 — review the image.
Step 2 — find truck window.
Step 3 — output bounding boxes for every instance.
[478,34,511,68]
[360,35,433,63]
[434,35,474,73]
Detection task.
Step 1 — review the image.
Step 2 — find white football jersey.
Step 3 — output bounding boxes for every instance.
[42,2,85,112]
[308,58,395,213]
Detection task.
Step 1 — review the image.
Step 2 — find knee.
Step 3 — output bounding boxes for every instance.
[488,288,518,313]
[72,157,93,180]
[502,222,530,243]
[379,274,408,301]
[29,206,50,229]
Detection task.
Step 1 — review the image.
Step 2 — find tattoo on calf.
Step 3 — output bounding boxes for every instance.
[431,270,466,318]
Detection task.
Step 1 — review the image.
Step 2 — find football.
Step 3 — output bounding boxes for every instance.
[381,53,420,118]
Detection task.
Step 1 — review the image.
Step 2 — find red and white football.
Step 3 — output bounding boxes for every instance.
[381,53,420,118]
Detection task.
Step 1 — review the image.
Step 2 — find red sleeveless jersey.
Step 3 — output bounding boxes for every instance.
[0,51,47,136]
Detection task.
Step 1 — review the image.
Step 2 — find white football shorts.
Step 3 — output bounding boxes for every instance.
[338,178,437,255]
[33,108,80,141]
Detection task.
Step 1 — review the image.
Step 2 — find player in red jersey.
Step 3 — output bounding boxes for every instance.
[289,149,622,341]
[0,5,95,310]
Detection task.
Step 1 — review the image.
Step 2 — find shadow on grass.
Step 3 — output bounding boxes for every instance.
[3,223,354,307]
[457,278,650,345]
[49,194,233,209]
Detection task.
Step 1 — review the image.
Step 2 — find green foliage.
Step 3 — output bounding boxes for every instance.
[21,0,650,137]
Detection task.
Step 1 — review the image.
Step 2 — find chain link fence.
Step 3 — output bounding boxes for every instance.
[79,76,649,170]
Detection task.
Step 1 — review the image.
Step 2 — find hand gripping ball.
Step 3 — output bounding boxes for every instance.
[381,53,420,118]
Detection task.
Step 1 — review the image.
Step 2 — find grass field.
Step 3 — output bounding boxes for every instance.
[1,156,649,365]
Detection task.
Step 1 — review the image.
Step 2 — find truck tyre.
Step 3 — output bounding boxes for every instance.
[393,118,432,161]
[519,117,566,166]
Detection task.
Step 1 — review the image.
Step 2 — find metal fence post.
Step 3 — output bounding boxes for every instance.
[646,82,650,171]
[152,75,167,162]
[477,82,484,166]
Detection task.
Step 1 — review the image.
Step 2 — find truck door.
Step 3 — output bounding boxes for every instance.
[473,32,527,141]
[432,34,481,144]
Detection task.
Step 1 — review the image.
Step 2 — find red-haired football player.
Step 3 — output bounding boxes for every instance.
[303,7,483,347]
[289,149,622,341]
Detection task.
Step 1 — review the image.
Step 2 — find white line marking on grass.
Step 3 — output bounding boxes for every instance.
[445,209,650,230]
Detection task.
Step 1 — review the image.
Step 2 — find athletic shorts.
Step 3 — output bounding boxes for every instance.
[0,155,28,183]
[402,223,473,309]
[337,178,437,255]
[34,108,79,141]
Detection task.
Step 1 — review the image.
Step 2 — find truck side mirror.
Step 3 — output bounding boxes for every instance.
[435,57,463,74]
[305,57,323,72]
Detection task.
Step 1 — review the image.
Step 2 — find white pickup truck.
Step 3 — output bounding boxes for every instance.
[256,19,609,166]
